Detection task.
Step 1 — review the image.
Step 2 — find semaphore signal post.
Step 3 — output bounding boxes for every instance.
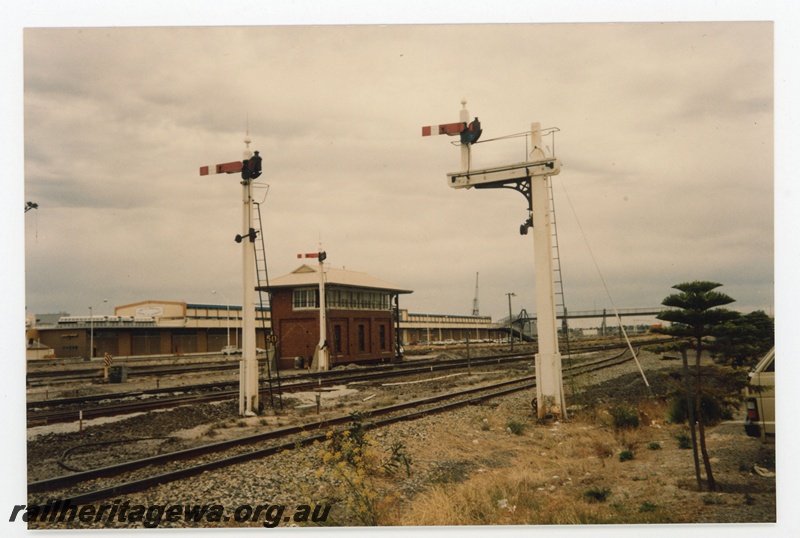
[423,100,566,420]
[200,137,263,416]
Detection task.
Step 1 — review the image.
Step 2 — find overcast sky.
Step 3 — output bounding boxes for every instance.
[18,19,776,327]
[5,2,795,330]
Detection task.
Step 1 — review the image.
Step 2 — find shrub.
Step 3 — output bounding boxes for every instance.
[609,405,640,429]
[315,413,411,525]
[619,450,634,462]
[676,434,692,449]
[639,501,658,513]
[382,441,412,478]
[583,487,611,503]
[667,394,730,426]
[507,420,525,435]
[648,442,661,451]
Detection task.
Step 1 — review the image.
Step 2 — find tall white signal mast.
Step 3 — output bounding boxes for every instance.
[423,100,566,420]
[200,138,263,416]
[298,248,329,372]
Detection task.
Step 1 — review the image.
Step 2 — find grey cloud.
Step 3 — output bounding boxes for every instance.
[21,23,774,321]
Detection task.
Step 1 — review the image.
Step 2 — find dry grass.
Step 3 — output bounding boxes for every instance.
[305,389,773,526]
[387,461,676,525]
[386,401,684,526]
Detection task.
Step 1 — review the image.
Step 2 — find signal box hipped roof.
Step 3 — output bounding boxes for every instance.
[260,264,412,294]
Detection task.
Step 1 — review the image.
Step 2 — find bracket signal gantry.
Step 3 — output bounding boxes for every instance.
[422,101,566,420]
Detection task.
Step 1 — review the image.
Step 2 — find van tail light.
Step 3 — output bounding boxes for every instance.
[746,399,759,421]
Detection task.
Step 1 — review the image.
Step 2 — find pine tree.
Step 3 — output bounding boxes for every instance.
[656,281,738,491]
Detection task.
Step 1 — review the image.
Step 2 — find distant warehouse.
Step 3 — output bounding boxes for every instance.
[28,268,497,361]
[29,300,269,359]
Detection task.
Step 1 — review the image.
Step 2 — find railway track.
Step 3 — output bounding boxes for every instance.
[26,336,666,386]
[26,360,240,385]
[28,338,664,402]
[27,337,668,426]
[28,346,637,505]
[26,353,534,426]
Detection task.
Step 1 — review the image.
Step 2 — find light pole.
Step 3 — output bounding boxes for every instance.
[89,299,108,359]
[212,290,231,349]
[506,292,516,351]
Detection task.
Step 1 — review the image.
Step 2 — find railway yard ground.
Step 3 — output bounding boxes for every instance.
[24,341,777,529]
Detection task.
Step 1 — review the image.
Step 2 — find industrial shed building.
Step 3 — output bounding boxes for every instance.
[29,300,270,359]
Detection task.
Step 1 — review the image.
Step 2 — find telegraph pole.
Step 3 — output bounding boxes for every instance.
[423,101,566,420]
[472,272,480,316]
[506,292,515,351]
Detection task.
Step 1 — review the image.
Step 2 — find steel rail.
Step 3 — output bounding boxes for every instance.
[26,340,646,426]
[28,347,640,503]
[28,337,666,411]
[28,376,539,502]
[26,336,667,387]
[26,355,538,426]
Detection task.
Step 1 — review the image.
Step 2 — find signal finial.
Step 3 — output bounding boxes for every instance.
[244,114,252,158]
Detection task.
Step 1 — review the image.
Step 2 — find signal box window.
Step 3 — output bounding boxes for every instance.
[334,325,342,354]
[293,288,319,309]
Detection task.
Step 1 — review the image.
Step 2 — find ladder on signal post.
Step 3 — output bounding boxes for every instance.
[547,176,571,359]
[253,202,270,303]
[252,201,282,409]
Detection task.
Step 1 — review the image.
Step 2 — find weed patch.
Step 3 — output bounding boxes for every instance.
[584,487,612,503]
[610,405,640,429]
[676,433,692,449]
[618,450,634,462]
[506,420,525,435]
[314,413,411,525]
[639,501,658,512]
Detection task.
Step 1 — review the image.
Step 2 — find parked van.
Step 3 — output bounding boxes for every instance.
[744,347,775,443]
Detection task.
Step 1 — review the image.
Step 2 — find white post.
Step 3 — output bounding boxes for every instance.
[89,306,94,360]
[460,99,470,172]
[529,123,566,419]
[317,253,329,371]
[240,152,258,416]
